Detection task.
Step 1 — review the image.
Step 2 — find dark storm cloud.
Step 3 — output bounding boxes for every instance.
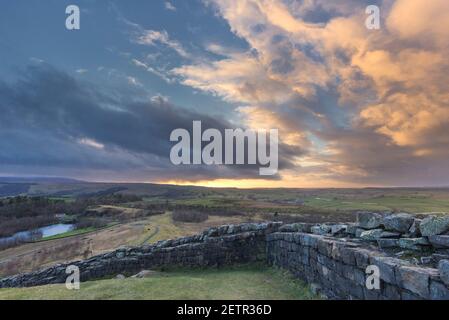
[0,64,296,181]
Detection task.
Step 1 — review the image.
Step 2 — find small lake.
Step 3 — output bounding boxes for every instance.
[0,223,75,245]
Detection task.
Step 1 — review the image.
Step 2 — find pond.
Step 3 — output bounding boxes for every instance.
[0,223,75,245]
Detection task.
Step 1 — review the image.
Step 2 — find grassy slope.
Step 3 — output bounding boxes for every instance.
[0,266,317,300]
[130,212,258,246]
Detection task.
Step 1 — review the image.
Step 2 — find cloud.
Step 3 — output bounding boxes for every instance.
[131,58,173,83]
[172,0,449,186]
[164,1,176,11]
[75,69,88,74]
[0,64,296,182]
[135,29,190,58]
[126,76,142,87]
[78,138,105,149]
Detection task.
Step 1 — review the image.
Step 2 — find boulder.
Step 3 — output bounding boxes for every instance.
[115,274,126,280]
[398,238,430,251]
[420,216,449,237]
[357,212,383,229]
[428,235,449,248]
[438,260,449,286]
[383,213,414,233]
[131,270,161,278]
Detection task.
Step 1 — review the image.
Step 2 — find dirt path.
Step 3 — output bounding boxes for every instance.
[139,226,160,245]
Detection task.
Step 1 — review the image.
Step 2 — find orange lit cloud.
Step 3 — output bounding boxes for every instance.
[170,0,449,187]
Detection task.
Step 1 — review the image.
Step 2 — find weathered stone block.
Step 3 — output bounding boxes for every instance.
[363,287,382,300]
[351,247,372,269]
[346,224,358,235]
[299,233,320,248]
[360,229,383,241]
[330,224,347,235]
[355,228,365,238]
[377,239,399,249]
[370,256,401,285]
[432,253,449,264]
[357,212,383,229]
[438,260,449,286]
[409,219,422,237]
[401,290,423,300]
[430,280,449,300]
[383,213,414,233]
[429,235,449,248]
[398,238,430,251]
[279,223,313,233]
[383,283,401,300]
[311,224,331,235]
[317,238,335,257]
[342,264,365,286]
[396,265,438,298]
[420,216,449,237]
[339,246,357,265]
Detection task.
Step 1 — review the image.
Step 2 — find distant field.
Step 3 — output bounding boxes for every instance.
[0,266,317,300]
[2,179,449,214]
[302,195,449,213]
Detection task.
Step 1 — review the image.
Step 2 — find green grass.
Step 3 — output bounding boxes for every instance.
[0,265,318,300]
[303,196,449,213]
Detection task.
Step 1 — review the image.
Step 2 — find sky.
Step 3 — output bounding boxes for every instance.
[0,0,448,188]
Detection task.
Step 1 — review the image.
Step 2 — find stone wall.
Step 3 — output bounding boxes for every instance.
[0,222,280,288]
[267,231,448,299]
[1,214,449,300]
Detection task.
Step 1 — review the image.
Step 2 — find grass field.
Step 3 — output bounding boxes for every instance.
[131,212,259,246]
[0,266,318,300]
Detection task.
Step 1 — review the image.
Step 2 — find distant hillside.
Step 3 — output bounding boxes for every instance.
[0,177,84,184]
[0,177,85,197]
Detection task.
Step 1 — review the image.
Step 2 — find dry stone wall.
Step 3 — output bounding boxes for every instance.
[1,212,449,300]
[0,222,279,288]
[267,231,448,299]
